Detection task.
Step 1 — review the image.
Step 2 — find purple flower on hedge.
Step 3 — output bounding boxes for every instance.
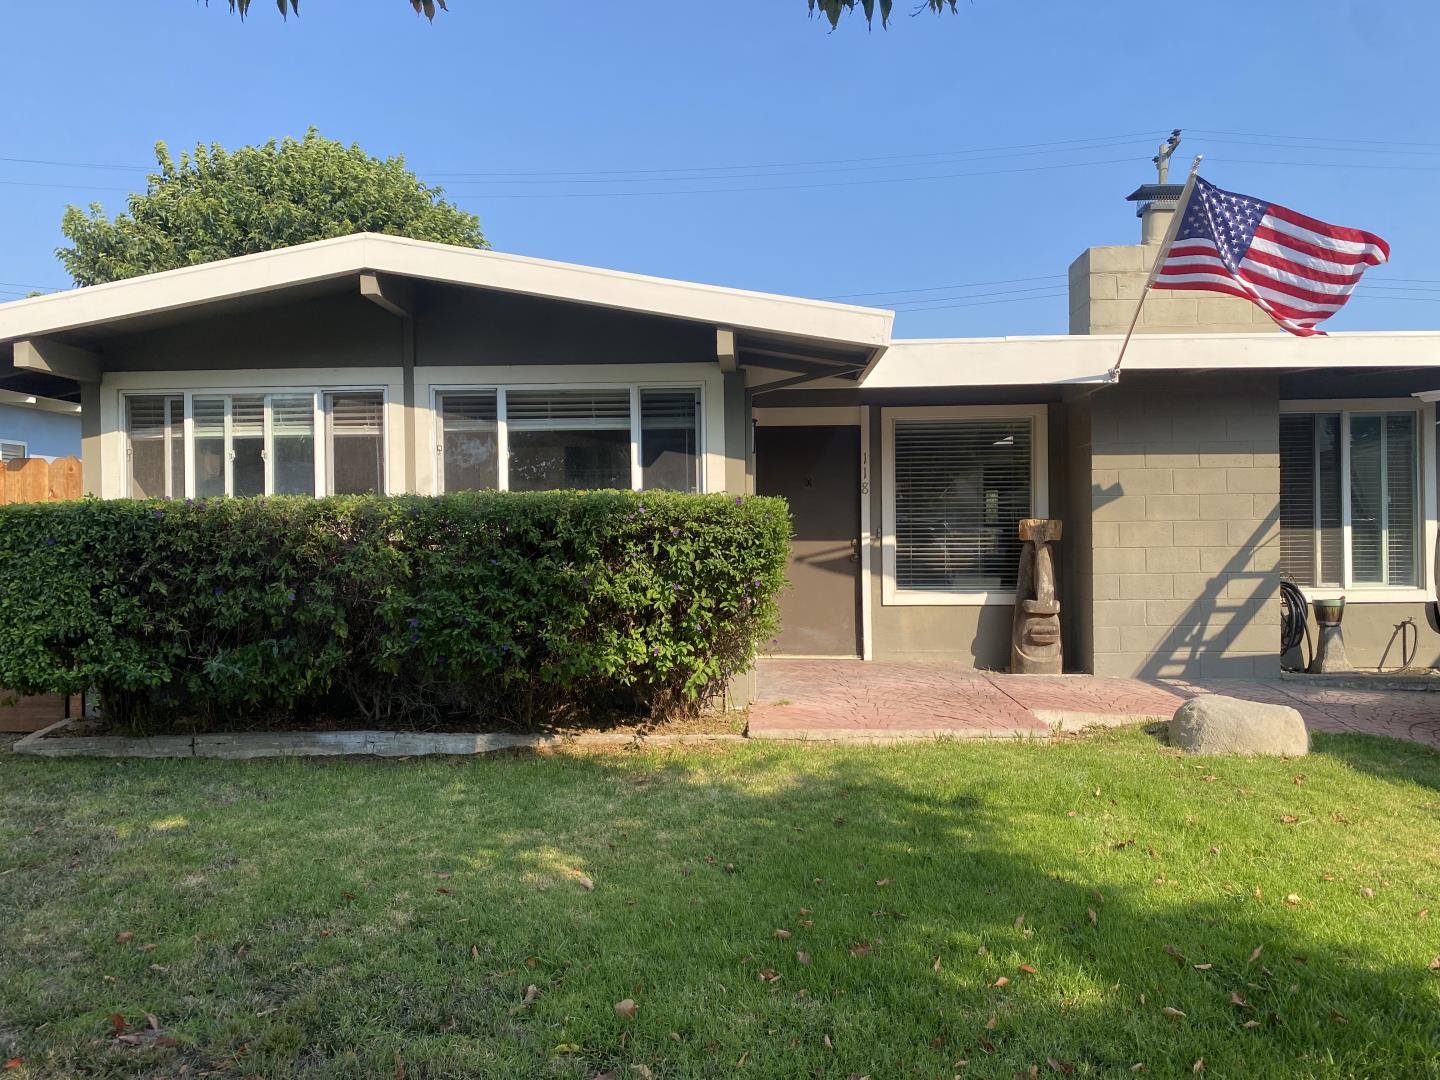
[734,496,743,505]
[45,537,55,546]
[409,633,419,643]
[489,558,499,566]
[638,504,647,514]
[408,617,420,628]
[213,586,225,597]
[152,509,165,519]
[670,526,681,537]
[500,644,511,653]
[286,592,296,602]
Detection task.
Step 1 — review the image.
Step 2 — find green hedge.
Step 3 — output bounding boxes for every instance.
[0,492,790,732]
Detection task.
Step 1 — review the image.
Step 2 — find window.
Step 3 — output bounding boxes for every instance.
[1280,406,1423,590]
[435,385,703,494]
[883,408,1043,604]
[0,441,26,463]
[124,390,387,498]
[640,389,701,493]
[326,392,386,495]
[126,395,186,499]
[507,389,632,491]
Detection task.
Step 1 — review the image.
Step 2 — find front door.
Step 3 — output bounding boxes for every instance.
[755,425,861,657]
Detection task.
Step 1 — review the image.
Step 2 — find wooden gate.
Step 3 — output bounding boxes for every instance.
[1,456,84,731]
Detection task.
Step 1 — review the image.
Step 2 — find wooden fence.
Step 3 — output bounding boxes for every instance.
[0,455,82,505]
[1,456,84,731]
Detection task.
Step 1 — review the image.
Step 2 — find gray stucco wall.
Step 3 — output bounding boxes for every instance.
[0,403,80,459]
[1061,396,1094,673]
[1087,372,1282,678]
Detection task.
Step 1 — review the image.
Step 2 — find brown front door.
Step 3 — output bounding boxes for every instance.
[755,425,861,657]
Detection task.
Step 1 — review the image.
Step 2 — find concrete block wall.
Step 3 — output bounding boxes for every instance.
[1069,245,1279,335]
[1086,372,1282,678]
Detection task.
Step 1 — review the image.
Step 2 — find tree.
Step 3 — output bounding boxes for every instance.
[58,130,485,287]
[218,0,959,27]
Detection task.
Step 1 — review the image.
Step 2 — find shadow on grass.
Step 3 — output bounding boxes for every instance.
[2,736,1438,1079]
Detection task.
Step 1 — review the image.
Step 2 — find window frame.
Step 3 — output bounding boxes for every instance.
[1279,397,1436,603]
[881,404,1049,607]
[0,439,28,462]
[429,381,707,495]
[121,386,391,499]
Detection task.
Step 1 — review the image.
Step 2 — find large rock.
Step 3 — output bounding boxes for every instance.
[1169,694,1309,757]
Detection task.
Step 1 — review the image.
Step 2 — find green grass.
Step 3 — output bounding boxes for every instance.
[2,729,1438,1079]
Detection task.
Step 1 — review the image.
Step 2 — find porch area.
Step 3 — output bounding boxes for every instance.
[749,659,1440,749]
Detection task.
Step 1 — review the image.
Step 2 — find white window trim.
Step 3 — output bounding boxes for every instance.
[881,404,1049,607]
[121,386,391,499]
[1280,397,1436,604]
[430,380,708,495]
[0,439,28,462]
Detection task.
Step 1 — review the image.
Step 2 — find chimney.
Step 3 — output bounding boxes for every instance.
[1067,131,1277,336]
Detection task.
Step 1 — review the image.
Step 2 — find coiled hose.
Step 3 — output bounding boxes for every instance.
[1279,577,1311,671]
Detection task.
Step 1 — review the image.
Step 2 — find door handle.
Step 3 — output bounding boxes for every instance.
[849,538,860,564]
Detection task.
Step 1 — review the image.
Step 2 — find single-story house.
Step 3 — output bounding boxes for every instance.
[2,182,1437,687]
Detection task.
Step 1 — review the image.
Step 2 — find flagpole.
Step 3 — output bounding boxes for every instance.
[1106,154,1204,383]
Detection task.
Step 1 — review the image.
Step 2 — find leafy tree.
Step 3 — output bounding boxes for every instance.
[218,0,959,27]
[58,130,485,287]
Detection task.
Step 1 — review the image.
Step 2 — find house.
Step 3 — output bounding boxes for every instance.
[1,180,1437,687]
[0,384,80,462]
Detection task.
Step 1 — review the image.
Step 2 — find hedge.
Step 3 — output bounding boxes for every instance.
[0,492,791,733]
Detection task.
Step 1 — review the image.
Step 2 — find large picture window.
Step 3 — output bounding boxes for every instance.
[124,390,387,498]
[435,385,702,494]
[1280,405,1424,590]
[883,407,1044,604]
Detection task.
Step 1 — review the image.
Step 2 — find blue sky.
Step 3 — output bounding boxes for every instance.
[2,1,1437,338]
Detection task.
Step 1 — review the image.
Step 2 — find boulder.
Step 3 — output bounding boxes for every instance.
[1169,694,1309,757]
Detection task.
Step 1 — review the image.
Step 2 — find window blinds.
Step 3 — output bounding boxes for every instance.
[893,418,1032,591]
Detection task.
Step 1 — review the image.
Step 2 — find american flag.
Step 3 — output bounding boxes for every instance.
[1152,176,1389,337]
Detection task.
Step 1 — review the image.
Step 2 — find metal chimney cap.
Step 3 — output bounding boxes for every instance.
[1125,183,1186,203]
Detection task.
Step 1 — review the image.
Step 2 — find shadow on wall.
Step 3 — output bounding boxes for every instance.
[1137,511,1280,681]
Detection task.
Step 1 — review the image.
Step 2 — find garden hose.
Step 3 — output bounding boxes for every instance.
[1279,577,1311,671]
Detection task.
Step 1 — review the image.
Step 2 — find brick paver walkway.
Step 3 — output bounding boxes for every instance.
[750,660,1440,749]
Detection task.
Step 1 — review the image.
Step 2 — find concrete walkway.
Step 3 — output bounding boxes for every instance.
[750,659,1440,749]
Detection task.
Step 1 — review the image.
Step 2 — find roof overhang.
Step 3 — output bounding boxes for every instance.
[0,233,893,354]
[864,331,1440,389]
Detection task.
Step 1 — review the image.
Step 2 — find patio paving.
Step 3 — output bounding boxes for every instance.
[750,660,1440,749]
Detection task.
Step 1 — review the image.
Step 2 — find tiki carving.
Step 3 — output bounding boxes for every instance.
[1011,518,1063,675]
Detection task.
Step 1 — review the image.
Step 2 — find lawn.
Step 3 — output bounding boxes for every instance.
[2,729,1438,1079]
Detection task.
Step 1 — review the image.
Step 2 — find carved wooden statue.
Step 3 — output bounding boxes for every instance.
[1011,518,1063,675]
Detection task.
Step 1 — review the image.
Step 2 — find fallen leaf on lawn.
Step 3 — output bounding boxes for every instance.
[930,1035,946,1048]
[797,951,811,966]
[551,1043,581,1054]
[1247,946,1263,964]
[1129,1065,1147,1073]
[1329,1011,1349,1024]
[1047,1058,1076,1075]
[1242,1020,1261,1029]
[148,963,167,973]
[737,1052,749,1067]
[1360,887,1375,899]
[631,1066,654,1079]
[1202,775,1217,783]
[108,1013,126,1036]
[774,928,791,940]
[985,1015,998,1030]
[1192,1059,1204,1073]
[1209,846,1221,856]
[1230,991,1249,1007]
[1091,889,1105,904]
[1014,914,1026,930]
[114,932,135,944]
[1280,815,1299,825]
[471,945,480,960]
[436,887,452,896]
[1164,944,1186,964]
[932,955,942,972]
[154,1037,179,1049]
[1418,908,1429,919]
[955,1059,970,1069]
[977,945,989,956]
[1428,957,1440,972]
[849,943,872,957]
[1066,810,1077,818]
[725,863,737,873]
[4,1060,22,1070]
[876,878,892,887]
[823,1034,833,1049]
[1321,873,1335,882]
[1285,894,1301,906]
[1019,964,1038,975]
[1193,963,1212,971]
[319,929,334,938]
[993,976,1010,987]
[569,870,595,891]
[614,998,638,1020]
[1087,908,1098,925]
[1160,1007,1186,1019]
[757,968,780,983]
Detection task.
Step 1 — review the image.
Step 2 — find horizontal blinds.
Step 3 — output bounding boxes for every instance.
[193,397,226,438]
[126,395,176,440]
[507,390,630,430]
[232,396,265,438]
[893,418,1031,591]
[1385,412,1418,586]
[640,389,698,429]
[441,392,498,430]
[270,395,315,437]
[1278,414,1318,586]
[0,442,24,462]
[328,392,384,435]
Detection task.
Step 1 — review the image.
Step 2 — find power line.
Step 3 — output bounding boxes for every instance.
[819,274,1065,301]
[1190,128,1440,152]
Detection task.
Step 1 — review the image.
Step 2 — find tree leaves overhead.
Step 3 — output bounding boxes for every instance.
[808,0,959,28]
[216,0,449,19]
[57,129,485,286]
